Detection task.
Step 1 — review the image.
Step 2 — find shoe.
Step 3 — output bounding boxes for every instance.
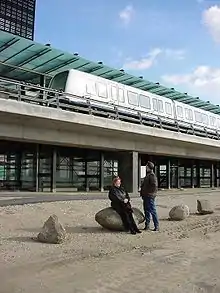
[130,231,136,235]
[143,226,150,231]
[153,227,159,232]
[136,230,142,234]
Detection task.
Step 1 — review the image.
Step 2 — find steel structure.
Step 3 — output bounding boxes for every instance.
[0,0,36,40]
[0,30,219,115]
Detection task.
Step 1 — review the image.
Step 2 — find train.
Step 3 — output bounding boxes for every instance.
[48,69,220,134]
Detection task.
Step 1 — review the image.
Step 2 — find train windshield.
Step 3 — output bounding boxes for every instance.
[48,71,69,91]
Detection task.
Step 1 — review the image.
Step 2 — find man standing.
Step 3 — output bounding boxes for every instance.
[140,161,159,231]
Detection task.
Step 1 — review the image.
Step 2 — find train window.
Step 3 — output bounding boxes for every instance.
[202,113,208,125]
[111,86,118,100]
[86,81,96,95]
[177,106,183,118]
[158,100,164,113]
[118,88,125,103]
[185,108,193,121]
[165,102,172,115]
[139,95,151,109]
[97,83,107,98]
[210,116,216,127]
[195,111,202,123]
[128,91,138,106]
[152,98,158,111]
[49,71,69,91]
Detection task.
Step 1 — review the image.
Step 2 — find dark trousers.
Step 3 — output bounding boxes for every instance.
[111,202,139,232]
[143,196,159,229]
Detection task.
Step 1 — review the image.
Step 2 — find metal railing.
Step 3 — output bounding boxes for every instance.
[0,76,219,140]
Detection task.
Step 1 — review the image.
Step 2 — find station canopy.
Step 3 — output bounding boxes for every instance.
[0,30,219,115]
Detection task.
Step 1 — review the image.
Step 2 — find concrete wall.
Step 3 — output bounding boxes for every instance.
[1,97,220,160]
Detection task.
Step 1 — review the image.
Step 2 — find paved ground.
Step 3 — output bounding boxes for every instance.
[0,187,218,206]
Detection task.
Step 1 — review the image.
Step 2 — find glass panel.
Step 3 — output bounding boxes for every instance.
[158,100,163,113]
[118,88,124,103]
[177,106,183,118]
[195,111,202,123]
[111,86,118,101]
[97,83,107,98]
[202,113,208,125]
[104,159,118,190]
[139,95,151,109]
[165,102,172,115]
[152,98,158,111]
[127,91,138,106]
[49,71,69,91]
[86,81,96,95]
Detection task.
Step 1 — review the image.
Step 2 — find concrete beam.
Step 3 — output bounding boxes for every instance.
[0,97,220,160]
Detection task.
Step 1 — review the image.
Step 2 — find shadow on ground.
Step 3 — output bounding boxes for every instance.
[20,226,115,234]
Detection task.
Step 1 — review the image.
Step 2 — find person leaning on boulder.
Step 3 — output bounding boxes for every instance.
[108,176,141,235]
[140,161,159,231]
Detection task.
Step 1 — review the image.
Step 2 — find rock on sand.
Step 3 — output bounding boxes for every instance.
[37,214,66,244]
[197,199,214,215]
[169,205,190,221]
[95,207,145,231]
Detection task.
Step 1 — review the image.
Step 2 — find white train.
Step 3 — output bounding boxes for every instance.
[48,69,220,134]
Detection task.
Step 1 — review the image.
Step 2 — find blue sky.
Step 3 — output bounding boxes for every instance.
[35,0,220,104]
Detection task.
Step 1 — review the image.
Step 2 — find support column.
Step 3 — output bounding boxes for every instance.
[50,148,57,192]
[35,145,39,192]
[196,162,200,188]
[138,155,141,189]
[211,163,215,188]
[167,159,171,189]
[100,153,104,192]
[118,151,139,194]
[190,161,194,188]
[177,161,181,189]
[85,159,89,192]
[15,151,22,190]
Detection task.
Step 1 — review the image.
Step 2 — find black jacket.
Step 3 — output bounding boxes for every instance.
[140,171,158,197]
[108,186,130,204]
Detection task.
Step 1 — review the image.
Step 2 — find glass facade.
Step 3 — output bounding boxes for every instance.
[0,0,36,40]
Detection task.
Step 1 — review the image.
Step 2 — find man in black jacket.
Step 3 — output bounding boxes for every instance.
[109,177,141,235]
[140,161,159,231]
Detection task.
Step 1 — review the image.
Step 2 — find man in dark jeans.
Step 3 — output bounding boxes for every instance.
[140,161,159,231]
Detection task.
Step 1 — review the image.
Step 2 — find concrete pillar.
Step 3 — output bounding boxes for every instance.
[167,159,171,189]
[35,145,39,192]
[118,151,139,194]
[196,163,200,188]
[100,153,104,192]
[211,163,215,188]
[190,161,194,188]
[138,155,141,188]
[15,151,22,190]
[177,161,181,189]
[50,148,57,192]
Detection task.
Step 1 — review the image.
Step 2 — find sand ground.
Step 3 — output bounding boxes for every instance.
[1,190,220,293]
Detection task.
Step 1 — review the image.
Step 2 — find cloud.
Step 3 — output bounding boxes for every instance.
[164,49,185,60]
[203,5,220,42]
[123,48,186,70]
[119,5,134,25]
[161,66,220,103]
[123,48,162,70]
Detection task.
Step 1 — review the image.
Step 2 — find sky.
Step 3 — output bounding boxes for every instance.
[35,0,220,104]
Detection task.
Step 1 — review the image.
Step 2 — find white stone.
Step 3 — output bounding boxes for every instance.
[169,205,190,221]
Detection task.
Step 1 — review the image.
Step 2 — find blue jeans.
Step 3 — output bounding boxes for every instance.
[143,196,159,229]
